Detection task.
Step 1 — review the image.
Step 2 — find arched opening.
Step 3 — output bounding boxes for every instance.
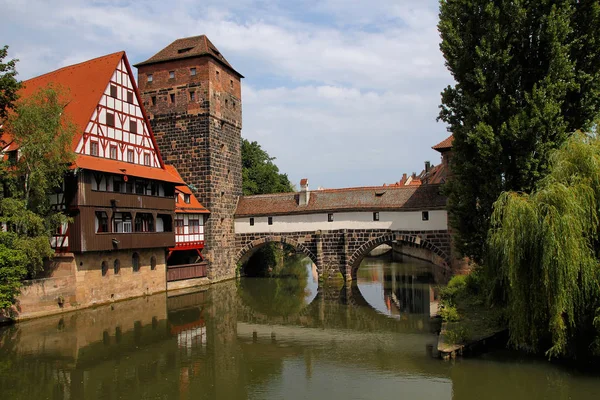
[114,259,121,275]
[101,261,108,276]
[150,255,157,270]
[132,252,140,272]
[240,241,309,277]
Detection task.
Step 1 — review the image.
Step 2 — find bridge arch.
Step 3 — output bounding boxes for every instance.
[236,235,319,269]
[346,233,451,281]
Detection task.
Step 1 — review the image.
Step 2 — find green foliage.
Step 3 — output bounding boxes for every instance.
[440,304,460,322]
[444,324,471,345]
[438,0,600,263]
[488,132,600,357]
[4,85,76,211]
[242,139,293,196]
[0,45,20,121]
[0,85,76,310]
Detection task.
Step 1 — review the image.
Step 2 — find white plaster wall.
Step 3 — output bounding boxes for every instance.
[234,210,447,234]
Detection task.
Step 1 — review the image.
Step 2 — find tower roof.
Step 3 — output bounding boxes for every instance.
[432,134,453,152]
[134,35,243,78]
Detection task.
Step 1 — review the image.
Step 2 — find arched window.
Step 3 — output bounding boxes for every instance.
[150,255,157,271]
[132,252,140,272]
[114,259,121,275]
[101,261,108,276]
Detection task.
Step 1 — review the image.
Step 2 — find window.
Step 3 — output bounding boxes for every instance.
[175,193,179,203]
[373,212,380,221]
[113,212,132,233]
[170,93,175,103]
[249,217,254,226]
[144,153,151,166]
[328,213,334,222]
[151,96,156,106]
[135,213,154,232]
[147,74,153,82]
[132,252,140,272]
[7,150,17,164]
[95,211,109,233]
[127,91,134,104]
[175,219,184,234]
[90,141,99,156]
[127,149,134,163]
[189,91,195,101]
[101,261,108,276]
[189,219,200,234]
[190,67,196,76]
[230,79,234,89]
[106,112,115,127]
[110,84,117,98]
[129,120,137,134]
[110,145,117,160]
[268,216,273,225]
[135,180,145,195]
[114,259,121,275]
[184,194,190,204]
[150,256,157,271]
[215,70,220,80]
[422,211,429,221]
[169,71,175,79]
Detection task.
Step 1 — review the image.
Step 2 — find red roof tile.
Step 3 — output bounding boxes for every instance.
[134,35,243,77]
[76,155,184,184]
[432,135,453,151]
[165,165,209,214]
[235,184,446,217]
[17,52,124,152]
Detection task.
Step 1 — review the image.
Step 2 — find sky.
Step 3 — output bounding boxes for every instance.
[1,0,454,189]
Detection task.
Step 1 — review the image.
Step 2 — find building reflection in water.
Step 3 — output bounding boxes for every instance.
[357,256,439,318]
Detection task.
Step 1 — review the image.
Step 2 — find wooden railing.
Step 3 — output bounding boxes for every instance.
[167,262,207,282]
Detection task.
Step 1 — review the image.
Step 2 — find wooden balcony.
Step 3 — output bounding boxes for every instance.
[167,262,208,282]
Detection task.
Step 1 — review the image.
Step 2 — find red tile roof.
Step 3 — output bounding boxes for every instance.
[432,135,453,151]
[165,165,209,214]
[300,178,308,186]
[134,35,243,77]
[76,155,184,184]
[235,184,446,217]
[17,52,124,152]
[2,51,177,182]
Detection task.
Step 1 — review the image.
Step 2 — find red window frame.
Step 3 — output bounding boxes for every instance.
[189,219,200,234]
[175,219,184,235]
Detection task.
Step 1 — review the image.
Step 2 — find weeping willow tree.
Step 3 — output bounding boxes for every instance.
[488,132,600,358]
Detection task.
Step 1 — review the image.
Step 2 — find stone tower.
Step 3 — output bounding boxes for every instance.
[135,35,243,281]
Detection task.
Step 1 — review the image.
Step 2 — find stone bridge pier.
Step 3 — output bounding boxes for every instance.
[235,228,454,282]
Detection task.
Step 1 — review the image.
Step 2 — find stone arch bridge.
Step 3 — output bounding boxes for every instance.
[234,183,458,281]
[235,228,452,281]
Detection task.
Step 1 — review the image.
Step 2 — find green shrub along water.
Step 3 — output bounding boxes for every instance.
[487,133,600,358]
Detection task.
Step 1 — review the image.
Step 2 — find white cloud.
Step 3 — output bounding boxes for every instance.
[1,0,453,188]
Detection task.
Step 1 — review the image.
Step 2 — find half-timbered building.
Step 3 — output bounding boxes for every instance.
[1,52,189,310]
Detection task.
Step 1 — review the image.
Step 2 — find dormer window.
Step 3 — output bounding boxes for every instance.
[178,47,193,54]
[184,194,190,204]
[147,74,153,82]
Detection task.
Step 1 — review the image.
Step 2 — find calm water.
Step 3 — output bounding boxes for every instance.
[2,256,600,399]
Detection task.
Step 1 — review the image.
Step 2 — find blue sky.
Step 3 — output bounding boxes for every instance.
[1,0,453,189]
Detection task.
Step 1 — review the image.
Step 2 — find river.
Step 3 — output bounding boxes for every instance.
[1,255,600,399]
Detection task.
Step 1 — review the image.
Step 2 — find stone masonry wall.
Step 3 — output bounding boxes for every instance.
[235,229,453,281]
[137,56,242,282]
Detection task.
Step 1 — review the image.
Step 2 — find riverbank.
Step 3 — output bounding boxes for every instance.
[436,272,507,359]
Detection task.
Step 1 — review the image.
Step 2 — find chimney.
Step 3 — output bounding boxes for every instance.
[299,178,310,206]
[425,161,431,173]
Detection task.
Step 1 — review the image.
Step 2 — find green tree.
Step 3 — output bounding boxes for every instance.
[438,0,600,263]
[0,85,76,309]
[242,139,293,195]
[488,132,600,357]
[0,45,20,121]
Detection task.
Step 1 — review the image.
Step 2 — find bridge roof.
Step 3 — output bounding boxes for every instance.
[235,184,446,217]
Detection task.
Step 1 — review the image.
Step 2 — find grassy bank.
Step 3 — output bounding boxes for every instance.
[439,271,506,346]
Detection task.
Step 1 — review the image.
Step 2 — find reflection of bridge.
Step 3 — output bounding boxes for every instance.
[234,182,455,281]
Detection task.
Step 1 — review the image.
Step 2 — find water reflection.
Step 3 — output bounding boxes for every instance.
[1,256,600,399]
